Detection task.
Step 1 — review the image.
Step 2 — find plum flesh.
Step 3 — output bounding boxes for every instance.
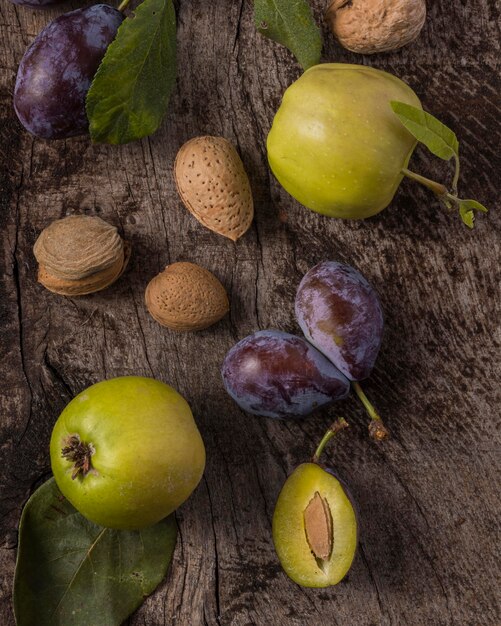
[295,261,384,381]
[221,330,350,419]
[273,462,358,587]
[14,5,123,139]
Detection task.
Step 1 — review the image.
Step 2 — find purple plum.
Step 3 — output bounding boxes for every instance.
[14,4,123,139]
[221,330,350,419]
[295,261,384,381]
[10,0,65,8]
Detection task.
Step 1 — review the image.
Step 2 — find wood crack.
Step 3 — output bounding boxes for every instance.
[202,475,222,626]
[359,542,386,619]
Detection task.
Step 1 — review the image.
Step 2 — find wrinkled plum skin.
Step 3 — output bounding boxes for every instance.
[10,0,65,9]
[14,5,123,139]
[221,330,350,419]
[295,261,384,381]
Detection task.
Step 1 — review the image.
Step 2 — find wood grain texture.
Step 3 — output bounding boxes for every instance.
[1,1,500,624]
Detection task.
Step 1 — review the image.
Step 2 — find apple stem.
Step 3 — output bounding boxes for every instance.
[312,418,349,464]
[402,168,449,197]
[61,435,95,480]
[451,154,460,196]
[402,166,488,227]
[401,167,467,213]
[352,382,390,441]
[118,0,132,12]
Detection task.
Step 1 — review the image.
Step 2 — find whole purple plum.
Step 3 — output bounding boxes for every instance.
[14,5,123,139]
[295,261,384,381]
[10,0,65,8]
[221,330,350,419]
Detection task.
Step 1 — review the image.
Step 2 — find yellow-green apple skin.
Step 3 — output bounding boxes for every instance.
[272,463,357,587]
[267,63,423,219]
[50,376,206,530]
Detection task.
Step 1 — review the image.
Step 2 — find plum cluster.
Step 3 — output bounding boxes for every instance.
[222,261,388,438]
[13,4,122,139]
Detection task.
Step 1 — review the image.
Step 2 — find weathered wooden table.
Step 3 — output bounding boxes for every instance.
[1,1,500,624]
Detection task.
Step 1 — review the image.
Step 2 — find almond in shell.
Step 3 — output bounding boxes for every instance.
[145,262,229,332]
[174,136,254,241]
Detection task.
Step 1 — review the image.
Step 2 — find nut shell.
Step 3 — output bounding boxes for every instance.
[326,0,426,54]
[174,136,254,241]
[34,215,129,296]
[145,262,229,332]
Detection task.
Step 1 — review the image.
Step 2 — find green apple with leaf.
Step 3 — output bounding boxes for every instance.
[267,64,488,227]
[50,376,206,530]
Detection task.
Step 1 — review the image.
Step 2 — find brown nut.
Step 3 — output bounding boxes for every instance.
[33,215,130,296]
[326,0,426,54]
[174,136,254,241]
[145,262,229,332]
[304,492,333,562]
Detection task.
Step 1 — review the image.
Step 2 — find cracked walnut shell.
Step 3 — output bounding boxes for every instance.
[326,0,426,55]
[33,215,130,296]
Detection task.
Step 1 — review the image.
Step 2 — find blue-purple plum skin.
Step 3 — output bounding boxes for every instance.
[10,0,65,8]
[295,261,384,381]
[14,5,123,139]
[221,330,350,419]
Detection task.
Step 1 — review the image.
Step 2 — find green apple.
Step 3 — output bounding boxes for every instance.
[267,63,422,219]
[50,376,206,530]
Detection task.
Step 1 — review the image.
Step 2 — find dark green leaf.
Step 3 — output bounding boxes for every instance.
[459,199,489,228]
[87,0,177,144]
[391,101,459,161]
[14,478,177,626]
[254,0,322,70]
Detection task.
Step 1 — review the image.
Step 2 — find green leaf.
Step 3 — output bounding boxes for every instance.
[459,206,474,228]
[391,101,460,162]
[254,0,322,70]
[87,0,177,144]
[459,199,489,228]
[14,479,177,626]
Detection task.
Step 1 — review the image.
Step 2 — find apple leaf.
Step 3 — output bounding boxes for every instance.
[87,0,177,144]
[459,199,489,229]
[254,0,322,70]
[391,101,459,162]
[14,478,177,626]
[392,102,488,227]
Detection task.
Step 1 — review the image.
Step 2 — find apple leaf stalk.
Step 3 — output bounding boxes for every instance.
[391,101,489,228]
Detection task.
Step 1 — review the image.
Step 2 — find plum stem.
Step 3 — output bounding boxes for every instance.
[61,435,95,480]
[352,382,390,441]
[118,0,132,12]
[312,418,349,463]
